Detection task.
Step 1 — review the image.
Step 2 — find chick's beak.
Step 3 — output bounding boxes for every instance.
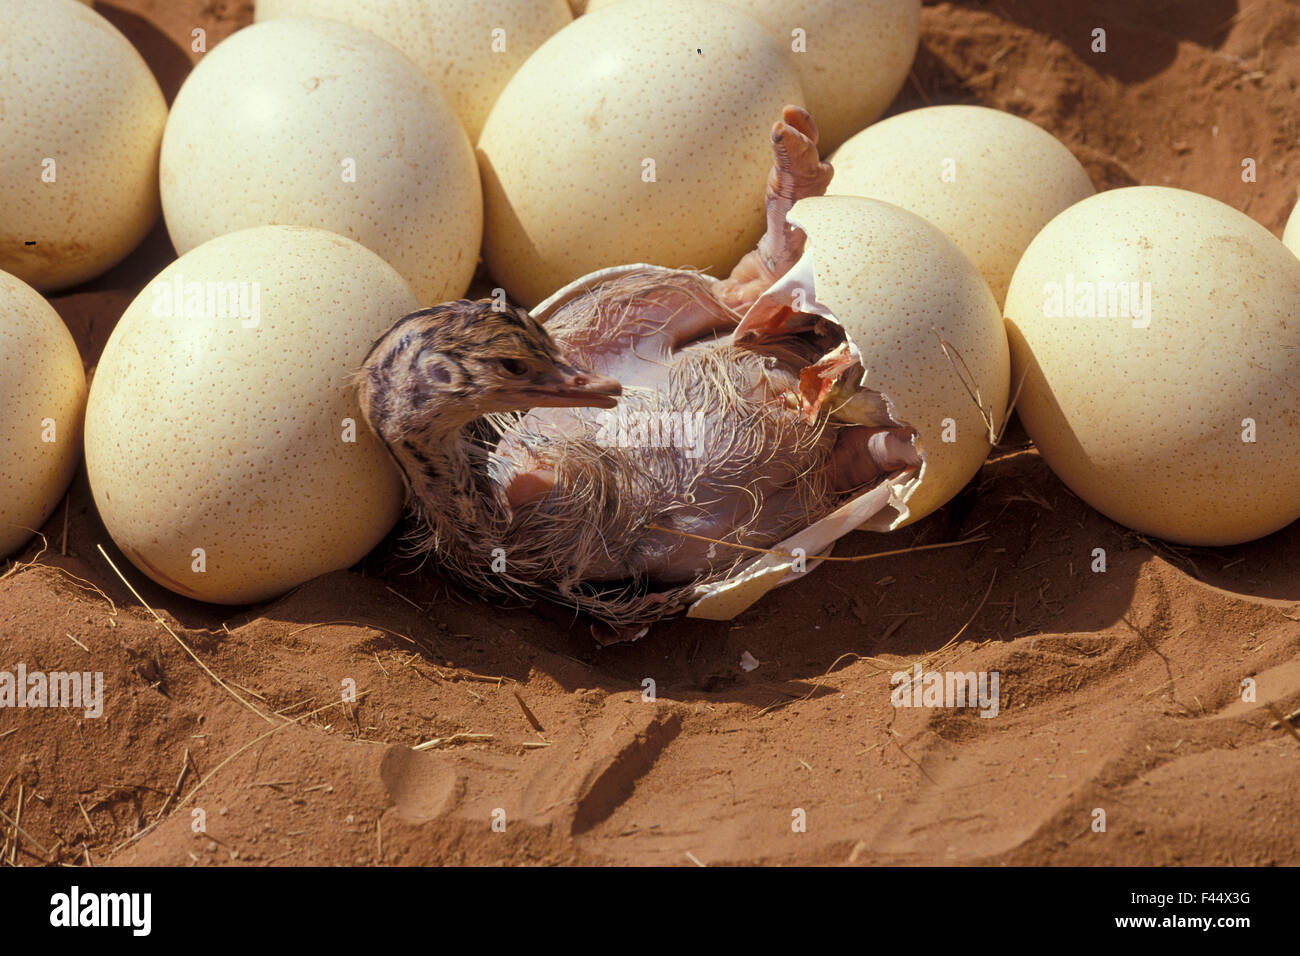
[515,362,622,409]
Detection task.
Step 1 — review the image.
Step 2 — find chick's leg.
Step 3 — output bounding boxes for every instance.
[546,106,831,374]
[714,105,833,315]
[506,107,833,512]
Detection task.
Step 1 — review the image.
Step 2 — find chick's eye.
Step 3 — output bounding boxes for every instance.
[499,358,528,376]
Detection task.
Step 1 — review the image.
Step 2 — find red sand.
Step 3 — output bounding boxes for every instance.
[3,0,1298,866]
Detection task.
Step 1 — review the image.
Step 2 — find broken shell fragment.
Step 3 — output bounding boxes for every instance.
[532,191,1011,623]
[534,263,920,622]
[742,196,1011,527]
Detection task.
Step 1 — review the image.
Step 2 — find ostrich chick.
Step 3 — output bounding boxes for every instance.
[359,107,917,638]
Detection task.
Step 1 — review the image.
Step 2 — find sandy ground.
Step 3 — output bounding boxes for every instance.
[3,0,1299,866]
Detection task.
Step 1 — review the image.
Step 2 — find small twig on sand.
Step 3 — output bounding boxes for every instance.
[107,692,371,857]
[513,691,545,732]
[97,545,272,723]
[1266,703,1300,747]
[286,620,418,646]
[151,748,190,824]
[0,798,50,859]
[643,524,987,563]
[412,732,493,751]
[1268,705,1300,729]
[76,799,97,837]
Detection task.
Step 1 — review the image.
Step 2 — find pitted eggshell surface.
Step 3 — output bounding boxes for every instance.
[159,17,481,306]
[1284,200,1299,258]
[84,225,415,604]
[788,196,1009,524]
[254,0,572,143]
[0,0,166,292]
[0,270,87,558]
[1004,186,1300,546]
[587,0,920,152]
[829,105,1095,305]
[477,0,805,307]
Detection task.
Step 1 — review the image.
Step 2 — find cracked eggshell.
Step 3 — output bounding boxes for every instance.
[254,0,572,143]
[786,195,1009,525]
[84,225,416,604]
[828,105,1095,305]
[1005,186,1300,546]
[0,270,86,558]
[533,262,923,622]
[159,17,481,306]
[588,0,920,152]
[478,0,804,308]
[0,0,166,292]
